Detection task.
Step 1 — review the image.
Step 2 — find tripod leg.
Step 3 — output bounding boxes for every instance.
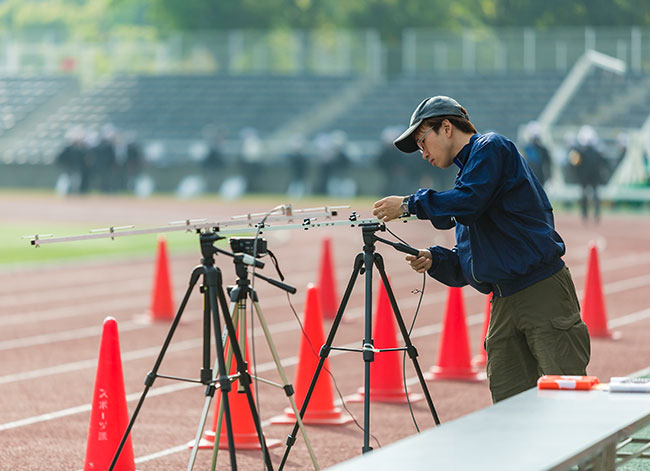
[251,300,320,470]
[209,301,243,471]
[213,268,274,471]
[187,302,241,471]
[361,249,375,454]
[375,255,441,425]
[279,253,365,471]
[108,266,204,471]
[205,267,239,471]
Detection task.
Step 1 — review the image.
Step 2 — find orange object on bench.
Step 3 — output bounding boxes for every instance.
[537,375,599,390]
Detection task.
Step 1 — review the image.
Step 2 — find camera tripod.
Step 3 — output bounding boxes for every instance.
[189,241,319,471]
[108,231,285,471]
[279,222,441,469]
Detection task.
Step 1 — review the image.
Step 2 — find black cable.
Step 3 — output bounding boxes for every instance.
[386,224,425,433]
[285,291,382,449]
[249,204,285,469]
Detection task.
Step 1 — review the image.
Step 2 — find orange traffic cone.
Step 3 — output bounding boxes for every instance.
[426,287,485,382]
[196,335,281,450]
[149,236,175,321]
[582,242,619,339]
[84,317,135,471]
[347,277,423,403]
[270,284,352,425]
[318,237,339,320]
[472,294,492,368]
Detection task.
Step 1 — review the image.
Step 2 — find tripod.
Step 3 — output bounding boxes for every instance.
[108,231,274,471]
[188,245,319,471]
[279,222,441,469]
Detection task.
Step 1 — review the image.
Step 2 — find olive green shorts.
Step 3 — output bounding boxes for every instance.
[485,266,591,403]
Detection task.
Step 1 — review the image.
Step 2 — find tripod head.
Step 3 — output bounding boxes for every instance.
[200,230,265,268]
[359,222,419,256]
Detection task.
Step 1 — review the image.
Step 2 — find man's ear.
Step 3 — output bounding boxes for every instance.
[443,119,452,137]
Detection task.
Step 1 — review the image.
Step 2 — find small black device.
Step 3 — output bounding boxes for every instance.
[229,237,267,257]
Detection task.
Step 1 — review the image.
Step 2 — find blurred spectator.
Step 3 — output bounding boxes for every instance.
[522,121,552,185]
[286,134,309,197]
[81,129,99,194]
[314,130,355,196]
[203,136,225,169]
[124,132,144,193]
[95,124,118,193]
[615,132,628,170]
[238,127,263,192]
[55,125,86,195]
[376,125,410,194]
[568,125,609,223]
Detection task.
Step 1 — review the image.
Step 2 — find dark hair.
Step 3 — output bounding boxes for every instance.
[422,112,477,135]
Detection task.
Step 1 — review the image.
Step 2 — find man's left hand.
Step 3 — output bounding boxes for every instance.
[372,195,404,222]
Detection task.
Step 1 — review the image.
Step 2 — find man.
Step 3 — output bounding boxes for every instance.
[372,96,590,402]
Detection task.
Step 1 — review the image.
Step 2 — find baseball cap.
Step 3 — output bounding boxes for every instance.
[393,96,469,153]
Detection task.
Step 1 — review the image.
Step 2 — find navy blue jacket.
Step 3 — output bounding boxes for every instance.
[408,132,565,297]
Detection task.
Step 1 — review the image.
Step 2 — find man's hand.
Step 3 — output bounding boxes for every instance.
[372,195,405,222]
[405,249,433,273]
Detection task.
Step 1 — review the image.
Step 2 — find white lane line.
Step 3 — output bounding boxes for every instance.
[0,338,201,385]
[0,271,444,349]
[0,320,148,351]
[2,300,649,435]
[3,264,650,380]
[609,308,650,328]
[5,245,649,329]
[0,311,464,433]
[0,277,150,310]
[0,297,147,327]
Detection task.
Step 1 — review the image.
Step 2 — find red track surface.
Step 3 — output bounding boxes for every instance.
[2,194,650,470]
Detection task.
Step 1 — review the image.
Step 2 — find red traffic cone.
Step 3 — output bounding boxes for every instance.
[149,236,175,321]
[472,294,492,368]
[426,287,485,382]
[318,237,339,320]
[84,317,135,471]
[347,277,423,403]
[270,284,352,425]
[582,242,619,339]
[195,335,281,450]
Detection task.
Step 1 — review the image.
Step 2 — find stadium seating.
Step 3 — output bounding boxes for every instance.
[1,70,649,172]
[0,75,76,139]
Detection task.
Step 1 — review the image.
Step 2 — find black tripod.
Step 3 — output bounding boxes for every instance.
[108,231,273,471]
[279,222,441,469]
[194,243,319,471]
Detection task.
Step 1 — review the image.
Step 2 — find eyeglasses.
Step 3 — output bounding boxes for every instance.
[416,127,434,151]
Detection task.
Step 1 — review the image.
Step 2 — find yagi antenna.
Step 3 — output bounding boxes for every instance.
[26,205,395,247]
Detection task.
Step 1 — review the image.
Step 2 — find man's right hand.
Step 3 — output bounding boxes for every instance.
[405,249,433,273]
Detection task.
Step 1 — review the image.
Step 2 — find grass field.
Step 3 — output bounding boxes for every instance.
[0,190,377,268]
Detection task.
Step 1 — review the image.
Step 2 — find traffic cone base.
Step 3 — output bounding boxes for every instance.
[191,430,282,450]
[269,406,353,425]
[345,386,424,404]
[425,365,486,382]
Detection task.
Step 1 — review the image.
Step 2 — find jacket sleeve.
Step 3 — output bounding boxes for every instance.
[413,137,507,226]
[427,246,467,287]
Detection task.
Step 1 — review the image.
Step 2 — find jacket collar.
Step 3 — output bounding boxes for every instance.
[453,133,481,170]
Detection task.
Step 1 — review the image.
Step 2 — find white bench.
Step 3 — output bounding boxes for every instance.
[329,387,650,471]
